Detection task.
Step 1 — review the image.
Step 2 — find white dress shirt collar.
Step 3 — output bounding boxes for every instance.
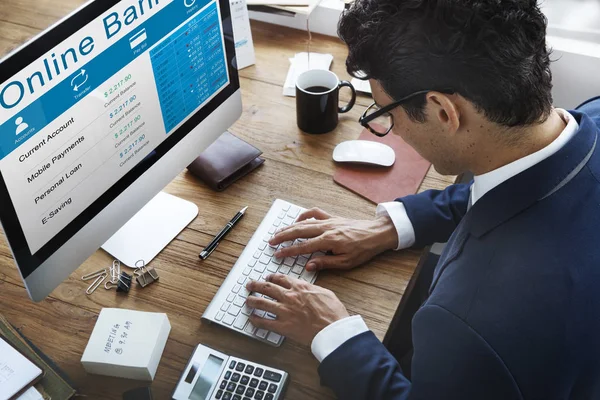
[471,109,579,205]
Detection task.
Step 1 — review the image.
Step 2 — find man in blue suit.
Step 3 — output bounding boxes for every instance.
[245,0,600,398]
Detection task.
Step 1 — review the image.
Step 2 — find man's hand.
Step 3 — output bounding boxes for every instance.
[271,208,398,271]
[246,274,349,346]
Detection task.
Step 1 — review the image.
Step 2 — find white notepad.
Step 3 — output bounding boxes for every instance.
[0,337,43,400]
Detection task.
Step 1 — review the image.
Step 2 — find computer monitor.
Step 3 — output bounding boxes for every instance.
[0,0,242,301]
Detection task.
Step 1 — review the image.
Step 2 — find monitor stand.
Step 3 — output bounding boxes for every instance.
[101,191,199,267]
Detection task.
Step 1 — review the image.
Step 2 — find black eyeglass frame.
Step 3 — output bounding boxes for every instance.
[359,88,455,137]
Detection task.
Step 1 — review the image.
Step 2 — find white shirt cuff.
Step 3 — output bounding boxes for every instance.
[376,202,416,250]
[311,315,369,363]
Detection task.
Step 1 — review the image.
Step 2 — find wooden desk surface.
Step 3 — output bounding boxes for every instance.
[0,2,454,398]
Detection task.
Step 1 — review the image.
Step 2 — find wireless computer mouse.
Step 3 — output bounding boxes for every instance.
[333,140,395,167]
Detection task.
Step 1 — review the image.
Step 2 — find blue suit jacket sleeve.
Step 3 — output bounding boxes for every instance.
[318,305,522,400]
[398,183,471,248]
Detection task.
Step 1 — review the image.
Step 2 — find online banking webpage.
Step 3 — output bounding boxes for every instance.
[0,0,230,254]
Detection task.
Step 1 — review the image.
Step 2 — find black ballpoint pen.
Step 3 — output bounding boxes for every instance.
[200,206,248,260]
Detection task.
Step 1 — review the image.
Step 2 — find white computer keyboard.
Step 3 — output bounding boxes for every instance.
[202,199,321,347]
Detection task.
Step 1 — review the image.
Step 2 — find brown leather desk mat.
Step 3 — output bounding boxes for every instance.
[334,127,431,204]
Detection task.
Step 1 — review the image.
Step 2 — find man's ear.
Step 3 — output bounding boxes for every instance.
[426,92,461,135]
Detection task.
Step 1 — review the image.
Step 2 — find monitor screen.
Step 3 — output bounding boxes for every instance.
[0,0,239,278]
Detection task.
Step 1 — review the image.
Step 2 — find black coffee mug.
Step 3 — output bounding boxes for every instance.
[296,70,357,134]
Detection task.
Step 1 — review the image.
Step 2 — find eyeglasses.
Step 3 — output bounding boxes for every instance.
[359,89,455,137]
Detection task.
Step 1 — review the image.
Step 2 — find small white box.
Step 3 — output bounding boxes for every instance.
[81,308,171,381]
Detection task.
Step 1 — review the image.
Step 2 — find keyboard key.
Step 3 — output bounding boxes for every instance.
[267,332,281,344]
[245,365,254,374]
[268,226,276,235]
[280,221,290,227]
[278,211,286,219]
[223,392,231,400]
[234,296,246,307]
[221,380,227,389]
[216,389,223,399]
[283,257,296,266]
[236,363,246,372]
[243,267,252,276]
[254,263,266,273]
[259,255,271,265]
[300,268,316,283]
[234,314,248,330]
[239,287,250,298]
[289,272,301,280]
[283,216,295,225]
[272,219,281,227]
[227,382,237,392]
[230,361,237,369]
[272,257,283,265]
[250,271,261,281]
[250,377,259,387]
[268,384,277,393]
[292,264,304,275]
[289,206,300,218]
[296,257,308,267]
[236,385,246,395]
[282,204,291,212]
[253,309,266,318]
[264,247,276,256]
[255,391,264,400]
[263,234,271,242]
[223,314,235,325]
[255,329,268,339]
[259,381,268,391]
[232,373,241,382]
[232,284,241,294]
[245,321,256,334]
[248,259,257,268]
[278,265,291,275]
[215,311,224,321]
[254,368,264,377]
[258,242,267,251]
[246,387,255,397]
[225,371,232,380]
[221,303,230,312]
[241,304,254,316]
[266,312,277,320]
[227,293,236,302]
[228,305,242,316]
[238,276,247,285]
[263,371,282,383]
[265,394,274,400]
[266,262,279,273]
[241,374,250,384]
[253,251,261,259]
[233,395,242,400]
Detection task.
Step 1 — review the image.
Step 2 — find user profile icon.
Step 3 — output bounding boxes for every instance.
[15,116,29,135]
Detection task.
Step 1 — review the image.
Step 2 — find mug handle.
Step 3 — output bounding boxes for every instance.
[338,81,356,113]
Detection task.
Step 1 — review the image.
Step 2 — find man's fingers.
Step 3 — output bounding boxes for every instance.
[275,239,325,258]
[270,224,325,245]
[306,255,350,271]
[296,208,332,223]
[246,280,287,300]
[245,296,280,314]
[267,273,293,289]
[249,315,279,332]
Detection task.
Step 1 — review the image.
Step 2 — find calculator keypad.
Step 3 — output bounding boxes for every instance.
[215,360,284,400]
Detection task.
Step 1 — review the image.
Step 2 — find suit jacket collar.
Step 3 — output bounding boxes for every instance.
[468,111,599,238]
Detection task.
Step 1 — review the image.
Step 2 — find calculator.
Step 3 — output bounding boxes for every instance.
[173,344,290,400]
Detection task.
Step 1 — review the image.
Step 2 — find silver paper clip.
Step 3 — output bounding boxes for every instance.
[108,260,121,284]
[86,273,107,295]
[81,268,107,281]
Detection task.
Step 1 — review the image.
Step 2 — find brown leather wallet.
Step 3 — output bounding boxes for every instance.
[187,131,265,191]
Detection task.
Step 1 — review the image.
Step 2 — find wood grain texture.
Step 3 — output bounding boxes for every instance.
[0,3,455,399]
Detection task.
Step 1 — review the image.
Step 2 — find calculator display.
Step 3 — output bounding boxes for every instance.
[189,355,224,400]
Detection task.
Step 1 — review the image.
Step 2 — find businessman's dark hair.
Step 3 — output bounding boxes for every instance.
[338,0,553,127]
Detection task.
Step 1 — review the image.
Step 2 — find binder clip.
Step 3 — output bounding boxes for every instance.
[134,260,159,288]
[117,271,133,293]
